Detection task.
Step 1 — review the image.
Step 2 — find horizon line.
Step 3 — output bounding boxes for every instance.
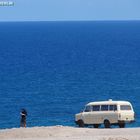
[0,19,140,22]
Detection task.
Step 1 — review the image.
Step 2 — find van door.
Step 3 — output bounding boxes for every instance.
[89,105,101,124]
[82,105,92,124]
[119,105,135,121]
[108,105,118,123]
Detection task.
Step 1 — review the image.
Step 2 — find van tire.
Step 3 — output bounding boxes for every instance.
[118,122,125,128]
[104,120,110,128]
[77,120,84,127]
[93,124,99,128]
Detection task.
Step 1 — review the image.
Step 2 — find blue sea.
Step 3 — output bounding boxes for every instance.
[0,21,140,129]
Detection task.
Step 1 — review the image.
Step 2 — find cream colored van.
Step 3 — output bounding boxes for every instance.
[75,99,135,128]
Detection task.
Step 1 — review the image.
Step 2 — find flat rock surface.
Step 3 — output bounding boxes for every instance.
[0,126,140,140]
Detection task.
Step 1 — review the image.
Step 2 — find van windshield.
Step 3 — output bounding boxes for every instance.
[120,105,131,110]
[84,106,91,112]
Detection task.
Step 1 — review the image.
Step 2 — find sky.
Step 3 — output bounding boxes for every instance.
[0,0,140,21]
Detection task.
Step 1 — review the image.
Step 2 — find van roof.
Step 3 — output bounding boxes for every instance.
[87,100,131,106]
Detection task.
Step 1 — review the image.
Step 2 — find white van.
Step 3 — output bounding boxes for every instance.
[75,99,135,128]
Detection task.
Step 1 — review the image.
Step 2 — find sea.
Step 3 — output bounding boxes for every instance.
[0,21,140,129]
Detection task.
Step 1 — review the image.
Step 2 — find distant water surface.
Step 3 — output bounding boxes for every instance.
[0,21,140,129]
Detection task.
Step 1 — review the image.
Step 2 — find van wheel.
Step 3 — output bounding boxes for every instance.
[104,120,110,128]
[78,120,84,127]
[119,122,125,128]
[93,124,99,128]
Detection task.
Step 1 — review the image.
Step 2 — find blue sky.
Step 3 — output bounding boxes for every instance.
[0,0,140,21]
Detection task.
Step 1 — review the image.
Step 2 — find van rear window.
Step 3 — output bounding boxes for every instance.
[120,105,131,110]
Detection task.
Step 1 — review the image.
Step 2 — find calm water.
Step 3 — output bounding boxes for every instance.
[0,21,140,129]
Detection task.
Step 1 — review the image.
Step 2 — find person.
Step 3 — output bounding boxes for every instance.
[20,109,27,128]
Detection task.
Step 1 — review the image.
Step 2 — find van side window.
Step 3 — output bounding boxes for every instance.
[114,105,117,111]
[84,106,91,112]
[109,105,117,111]
[101,105,108,111]
[120,105,131,110]
[92,105,100,111]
